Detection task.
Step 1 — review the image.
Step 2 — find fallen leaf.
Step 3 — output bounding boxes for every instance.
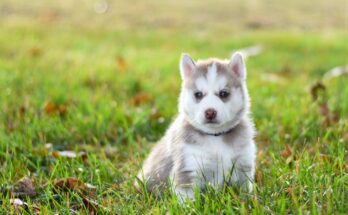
[280,144,294,165]
[70,195,108,214]
[53,151,76,158]
[28,47,42,57]
[310,81,339,126]
[310,81,326,101]
[53,177,96,196]
[10,198,26,206]
[129,92,153,106]
[2,177,37,199]
[323,65,348,80]
[10,198,40,213]
[10,198,28,210]
[19,105,26,117]
[53,178,103,213]
[286,187,294,196]
[116,56,127,72]
[52,151,88,163]
[334,163,347,175]
[12,177,36,198]
[54,178,86,193]
[43,101,68,117]
[318,154,330,163]
[280,144,292,159]
[319,103,331,125]
[82,197,99,215]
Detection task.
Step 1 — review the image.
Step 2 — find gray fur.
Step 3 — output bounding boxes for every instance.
[185,59,242,90]
[136,138,173,192]
[136,54,256,199]
[137,115,254,192]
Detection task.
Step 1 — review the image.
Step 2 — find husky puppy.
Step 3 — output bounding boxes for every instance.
[136,52,256,201]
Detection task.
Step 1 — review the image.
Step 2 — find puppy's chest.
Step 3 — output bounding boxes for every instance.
[183,136,237,175]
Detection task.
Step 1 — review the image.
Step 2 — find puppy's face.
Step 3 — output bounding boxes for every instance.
[179,53,248,134]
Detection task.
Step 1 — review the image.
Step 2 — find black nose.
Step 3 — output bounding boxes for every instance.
[205,108,217,120]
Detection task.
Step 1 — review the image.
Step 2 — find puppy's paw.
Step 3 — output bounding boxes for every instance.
[174,187,195,204]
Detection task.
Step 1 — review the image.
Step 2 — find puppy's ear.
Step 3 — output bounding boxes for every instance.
[229,52,246,80]
[180,53,196,80]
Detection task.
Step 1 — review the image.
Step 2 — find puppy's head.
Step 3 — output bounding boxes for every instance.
[178,53,249,134]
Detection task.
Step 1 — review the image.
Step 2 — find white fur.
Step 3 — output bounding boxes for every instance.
[179,135,256,186]
[172,117,255,202]
[138,53,256,202]
[174,54,255,200]
[230,52,246,79]
[180,53,196,80]
[179,63,245,134]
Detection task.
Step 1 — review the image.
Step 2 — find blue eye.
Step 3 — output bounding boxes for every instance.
[194,91,204,99]
[219,90,230,98]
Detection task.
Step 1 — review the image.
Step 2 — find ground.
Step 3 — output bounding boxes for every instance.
[0,0,347,214]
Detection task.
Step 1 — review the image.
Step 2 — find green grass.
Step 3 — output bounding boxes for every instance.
[0,1,348,213]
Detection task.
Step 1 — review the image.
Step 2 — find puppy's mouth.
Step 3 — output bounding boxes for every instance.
[204,119,219,125]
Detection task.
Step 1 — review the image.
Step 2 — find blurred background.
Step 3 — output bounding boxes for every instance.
[0,1,348,213]
[1,0,347,32]
[1,0,348,142]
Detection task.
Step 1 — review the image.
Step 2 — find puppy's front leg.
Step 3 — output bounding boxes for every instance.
[174,185,194,203]
[233,143,256,193]
[171,164,196,202]
[234,162,255,193]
